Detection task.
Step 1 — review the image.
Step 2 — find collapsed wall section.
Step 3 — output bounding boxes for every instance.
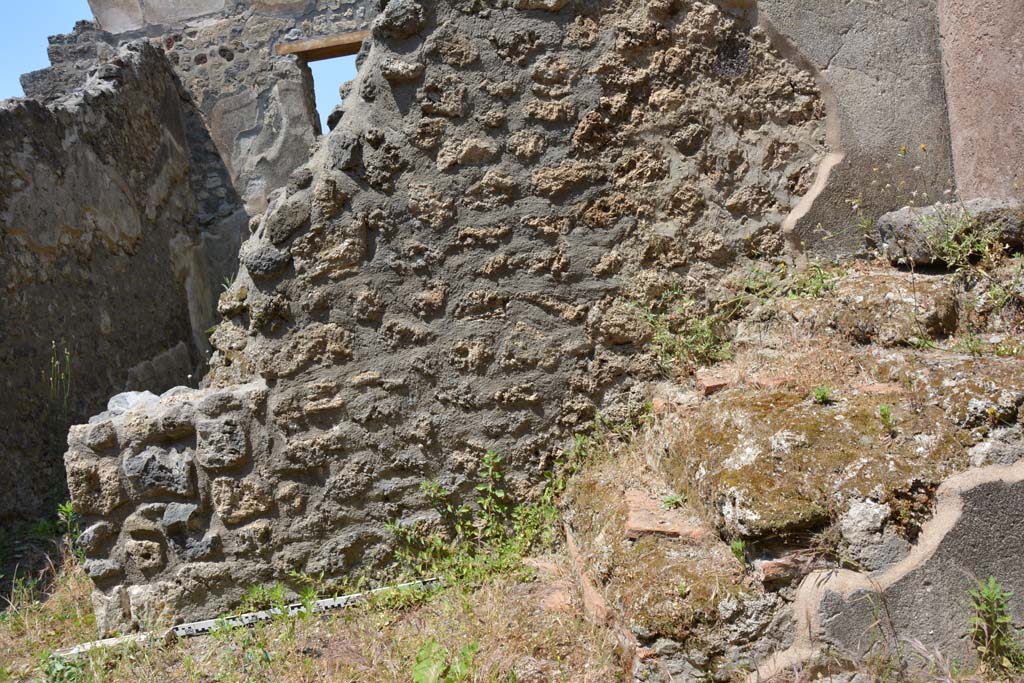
[68,0,829,634]
[0,43,204,522]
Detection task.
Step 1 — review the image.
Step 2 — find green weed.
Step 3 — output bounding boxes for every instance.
[921,209,1002,272]
[788,264,842,299]
[661,494,687,510]
[812,384,835,406]
[737,262,842,303]
[995,340,1024,358]
[879,404,896,436]
[388,444,581,588]
[730,539,747,565]
[640,287,731,375]
[968,576,1024,675]
[955,331,985,357]
[412,640,479,683]
[43,342,73,458]
[40,654,84,683]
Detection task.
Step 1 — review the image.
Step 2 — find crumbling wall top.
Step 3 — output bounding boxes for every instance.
[86,0,372,35]
[86,0,227,34]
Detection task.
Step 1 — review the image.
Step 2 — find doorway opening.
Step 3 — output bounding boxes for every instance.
[277,30,366,134]
[308,55,359,133]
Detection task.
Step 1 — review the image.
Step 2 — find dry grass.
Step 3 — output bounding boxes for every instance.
[1,551,623,683]
[1,551,97,681]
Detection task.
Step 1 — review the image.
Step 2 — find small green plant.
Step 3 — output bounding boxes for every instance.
[241,582,289,612]
[662,494,687,510]
[878,404,896,436]
[640,399,656,427]
[40,654,84,683]
[389,446,576,588]
[911,336,938,351]
[677,581,691,598]
[921,208,1002,272]
[956,330,986,357]
[730,539,747,565]
[736,262,843,305]
[641,288,732,375]
[412,640,480,683]
[995,340,1024,358]
[968,576,1024,675]
[787,265,841,299]
[57,501,79,539]
[812,384,835,406]
[475,450,509,540]
[42,341,73,457]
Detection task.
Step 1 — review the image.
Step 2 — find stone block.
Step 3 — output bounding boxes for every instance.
[211,477,272,525]
[87,0,144,33]
[126,539,166,574]
[65,452,126,516]
[163,502,202,534]
[85,559,123,581]
[196,418,249,470]
[122,446,196,499]
[78,521,117,557]
[874,198,1024,267]
[140,0,227,27]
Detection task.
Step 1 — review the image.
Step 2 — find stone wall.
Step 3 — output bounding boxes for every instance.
[4,0,371,520]
[49,0,1024,637]
[68,0,831,634]
[0,43,204,522]
[65,0,376,215]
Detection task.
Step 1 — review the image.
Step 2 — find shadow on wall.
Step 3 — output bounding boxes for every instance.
[0,41,247,526]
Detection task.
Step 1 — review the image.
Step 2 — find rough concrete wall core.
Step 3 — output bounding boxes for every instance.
[67,0,830,634]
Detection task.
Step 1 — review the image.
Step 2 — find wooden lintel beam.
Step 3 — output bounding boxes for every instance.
[275,30,370,62]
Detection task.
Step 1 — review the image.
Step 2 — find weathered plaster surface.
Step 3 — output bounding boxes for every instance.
[940,0,1024,200]
[756,0,955,256]
[753,461,1024,680]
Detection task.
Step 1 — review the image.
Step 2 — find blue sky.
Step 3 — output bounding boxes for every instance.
[0,1,357,131]
[310,57,358,131]
[0,1,93,100]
